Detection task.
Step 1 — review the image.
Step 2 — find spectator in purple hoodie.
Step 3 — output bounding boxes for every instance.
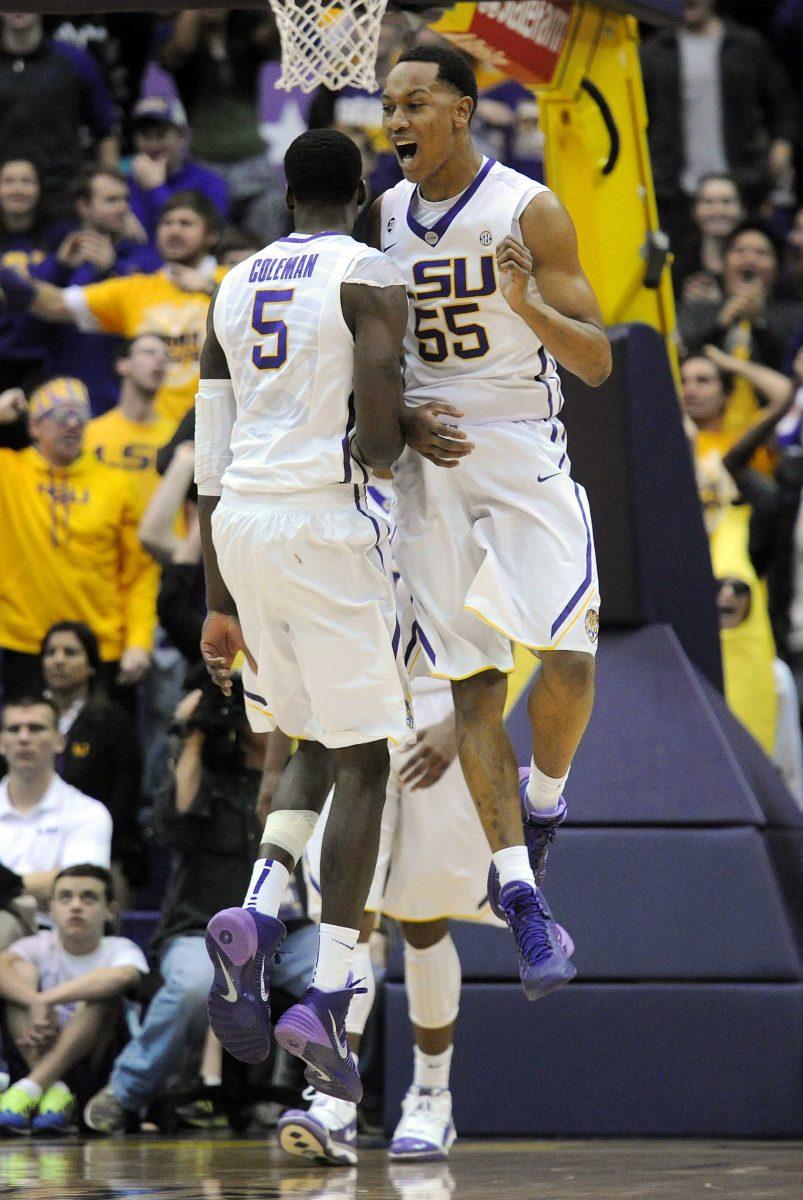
[127,96,228,245]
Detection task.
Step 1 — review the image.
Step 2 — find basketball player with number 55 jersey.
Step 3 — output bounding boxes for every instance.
[372,45,612,1003]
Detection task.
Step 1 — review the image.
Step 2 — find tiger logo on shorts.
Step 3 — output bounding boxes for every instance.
[585,609,599,644]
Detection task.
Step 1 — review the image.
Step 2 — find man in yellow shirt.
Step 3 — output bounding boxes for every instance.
[1,192,224,428]
[0,378,157,699]
[83,334,173,509]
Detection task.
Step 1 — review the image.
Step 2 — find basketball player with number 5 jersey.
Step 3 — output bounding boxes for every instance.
[372,45,613,1002]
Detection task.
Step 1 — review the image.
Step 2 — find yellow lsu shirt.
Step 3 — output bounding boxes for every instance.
[84,408,174,509]
[81,267,226,428]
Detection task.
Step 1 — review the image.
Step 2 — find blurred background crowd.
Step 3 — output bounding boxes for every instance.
[0,0,802,1136]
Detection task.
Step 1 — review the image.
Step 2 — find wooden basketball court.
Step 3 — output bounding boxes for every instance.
[0,1136,800,1199]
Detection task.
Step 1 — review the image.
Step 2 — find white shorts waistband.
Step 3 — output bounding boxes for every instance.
[220,483,364,511]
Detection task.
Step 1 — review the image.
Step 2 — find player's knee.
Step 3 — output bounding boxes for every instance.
[332,739,390,790]
[402,917,449,950]
[451,669,507,727]
[542,650,595,698]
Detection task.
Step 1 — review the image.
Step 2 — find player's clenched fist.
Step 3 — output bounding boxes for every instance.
[201,611,256,696]
[496,235,540,315]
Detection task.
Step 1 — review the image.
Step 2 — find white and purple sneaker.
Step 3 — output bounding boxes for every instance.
[487,768,567,921]
[499,881,577,1001]
[389,1086,456,1162]
[277,1089,358,1165]
[205,907,286,1064]
[274,978,366,1103]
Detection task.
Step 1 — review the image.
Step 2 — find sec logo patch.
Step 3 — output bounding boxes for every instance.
[479,230,493,246]
[584,609,599,644]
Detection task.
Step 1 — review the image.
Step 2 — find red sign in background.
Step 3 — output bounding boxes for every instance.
[466,1,575,85]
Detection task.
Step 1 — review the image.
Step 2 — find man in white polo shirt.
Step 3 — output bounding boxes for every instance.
[0,694,112,952]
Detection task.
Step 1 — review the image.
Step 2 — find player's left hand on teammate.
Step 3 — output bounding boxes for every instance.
[399,715,458,790]
[201,611,257,696]
[117,647,152,686]
[402,402,474,468]
[497,236,540,313]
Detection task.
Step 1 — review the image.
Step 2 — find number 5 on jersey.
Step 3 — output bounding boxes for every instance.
[251,288,294,369]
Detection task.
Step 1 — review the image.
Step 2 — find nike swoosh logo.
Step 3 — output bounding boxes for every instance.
[537,472,561,483]
[259,958,269,1002]
[329,1012,350,1061]
[216,954,238,1003]
[332,939,355,951]
[384,242,397,251]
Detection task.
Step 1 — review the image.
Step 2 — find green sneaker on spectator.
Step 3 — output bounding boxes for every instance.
[0,1084,39,1134]
[31,1083,76,1134]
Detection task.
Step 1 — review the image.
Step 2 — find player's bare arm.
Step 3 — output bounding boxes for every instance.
[366,196,474,468]
[196,290,256,695]
[498,192,612,388]
[341,279,407,470]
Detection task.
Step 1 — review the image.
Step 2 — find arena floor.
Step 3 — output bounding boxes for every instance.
[0,1135,800,1199]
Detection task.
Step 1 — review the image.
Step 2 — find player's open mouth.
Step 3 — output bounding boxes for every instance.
[395,142,418,165]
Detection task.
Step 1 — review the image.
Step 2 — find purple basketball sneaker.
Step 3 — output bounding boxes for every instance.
[274,979,366,1103]
[499,881,577,1001]
[487,768,567,920]
[277,1091,358,1165]
[205,907,285,1063]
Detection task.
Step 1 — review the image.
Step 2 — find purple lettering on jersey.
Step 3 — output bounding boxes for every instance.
[303,254,319,278]
[258,258,275,282]
[274,258,286,278]
[454,255,496,298]
[292,255,307,279]
[282,257,298,279]
[249,259,261,283]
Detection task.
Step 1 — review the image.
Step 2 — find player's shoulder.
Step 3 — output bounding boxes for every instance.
[488,159,551,201]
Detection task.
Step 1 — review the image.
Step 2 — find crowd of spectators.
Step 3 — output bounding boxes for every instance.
[0,0,802,1135]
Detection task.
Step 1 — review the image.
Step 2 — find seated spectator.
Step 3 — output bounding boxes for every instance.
[0,378,157,699]
[83,678,315,1134]
[41,622,146,902]
[0,864,147,1134]
[128,95,228,244]
[0,14,119,219]
[84,334,172,509]
[215,226,262,270]
[679,223,803,429]
[1,190,224,428]
[0,157,59,396]
[675,172,744,304]
[0,695,112,952]
[33,167,160,415]
[159,8,282,242]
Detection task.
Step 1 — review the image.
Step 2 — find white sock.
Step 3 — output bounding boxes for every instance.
[243,858,290,918]
[492,845,536,890]
[413,1045,453,1092]
[312,922,359,992]
[345,941,376,1036]
[202,1075,222,1088]
[525,759,569,815]
[15,1078,43,1101]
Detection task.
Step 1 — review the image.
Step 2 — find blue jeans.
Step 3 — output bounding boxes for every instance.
[110,922,319,1110]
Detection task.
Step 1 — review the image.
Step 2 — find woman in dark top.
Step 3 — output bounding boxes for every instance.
[41,621,146,902]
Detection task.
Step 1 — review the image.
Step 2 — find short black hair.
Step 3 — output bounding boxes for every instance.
[396,44,478,117]
[284,130,363,206]
[70,165,128,207]
[159,189,222,236]
[724,220,782,263]
[1,692,59,728]
[54,863,115,905]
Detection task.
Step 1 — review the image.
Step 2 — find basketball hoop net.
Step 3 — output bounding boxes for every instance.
[266,0,390,93]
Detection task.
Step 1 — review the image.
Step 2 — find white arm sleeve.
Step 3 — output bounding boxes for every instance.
[195,379,237,497]
[63,285,102,332]
[343,250,407,289]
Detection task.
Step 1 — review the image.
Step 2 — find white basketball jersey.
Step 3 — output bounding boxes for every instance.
[213,232,392,494]
[380,158,563,424]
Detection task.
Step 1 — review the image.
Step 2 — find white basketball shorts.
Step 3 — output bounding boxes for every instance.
[393,417,601,679]
[304,679,502,925]
[212,486,415,748]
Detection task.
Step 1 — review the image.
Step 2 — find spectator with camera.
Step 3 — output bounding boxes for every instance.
[0,864,147,1134]
[83,677,315,1134]
[0,694,112,954]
